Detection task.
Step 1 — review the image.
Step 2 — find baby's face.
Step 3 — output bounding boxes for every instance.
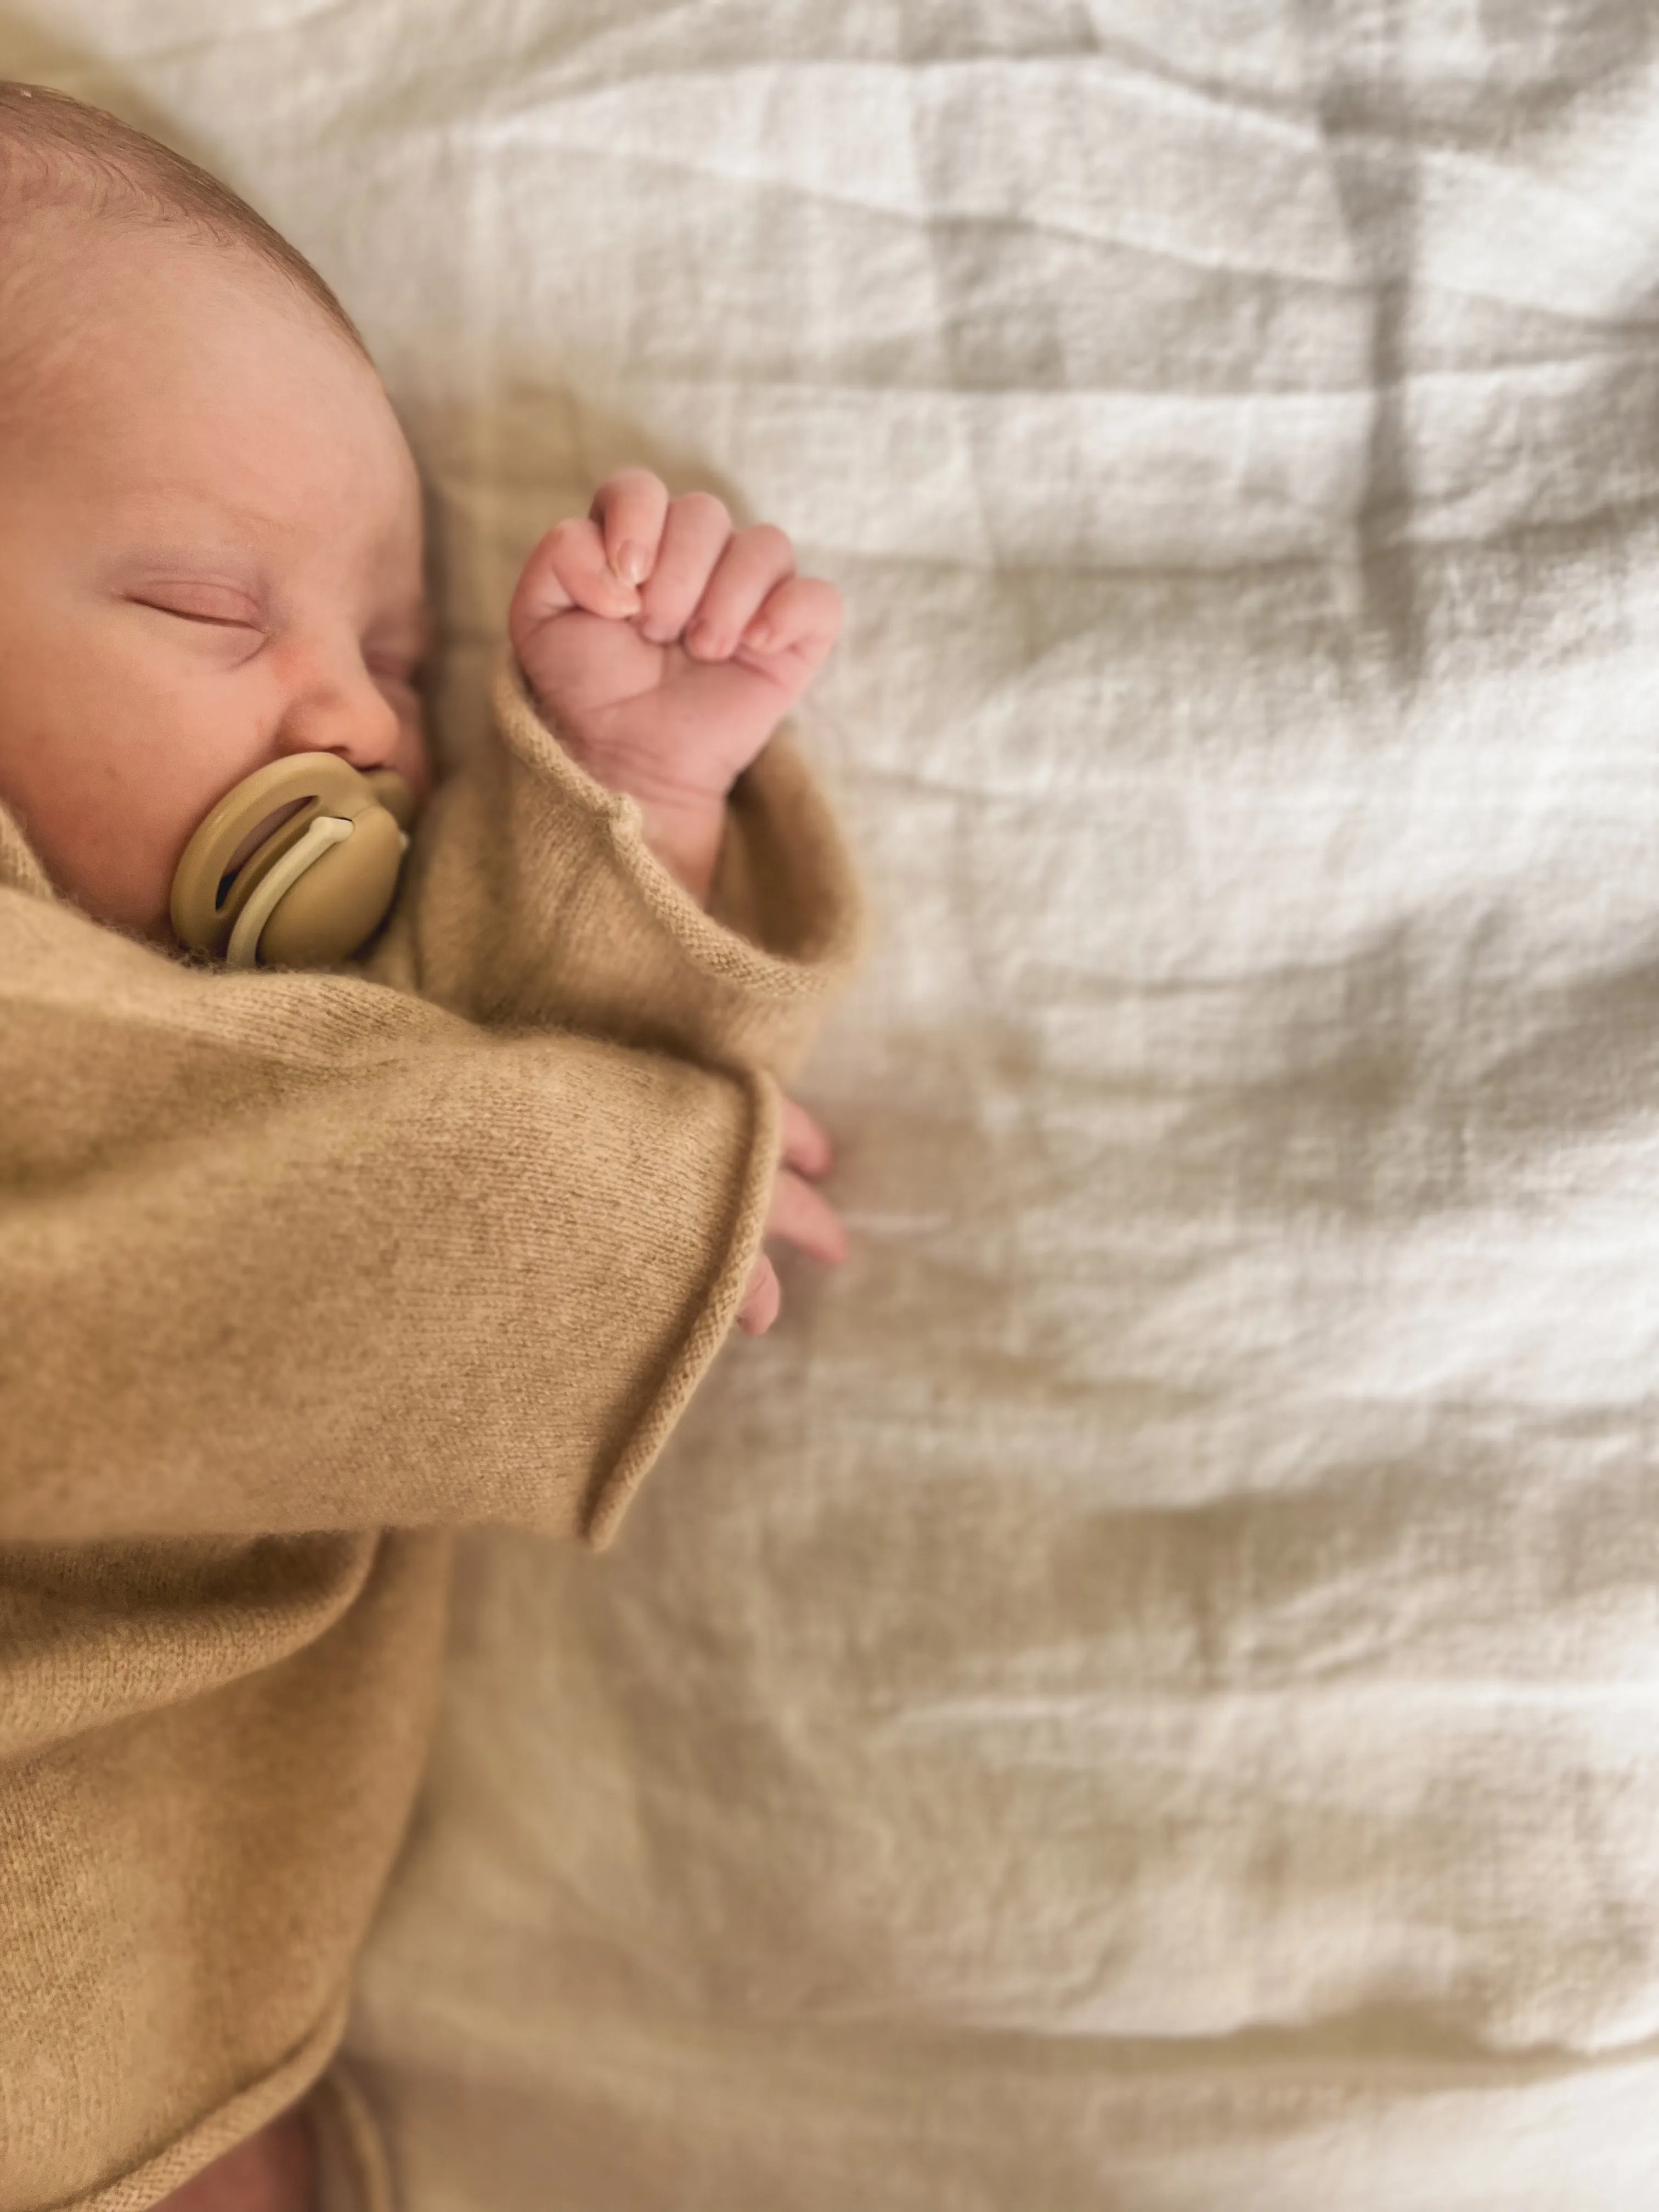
[0,221,431,945]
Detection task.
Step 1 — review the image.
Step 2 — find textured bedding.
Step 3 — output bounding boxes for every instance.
[10,2,1659,2204]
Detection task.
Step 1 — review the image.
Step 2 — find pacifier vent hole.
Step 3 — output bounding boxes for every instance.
[216,799,312,908]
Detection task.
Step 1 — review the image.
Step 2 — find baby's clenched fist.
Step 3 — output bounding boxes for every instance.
[509,467,843,905]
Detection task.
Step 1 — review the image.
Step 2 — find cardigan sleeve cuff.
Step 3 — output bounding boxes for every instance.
[382,647,865,1084]
[579,1061,780,1548]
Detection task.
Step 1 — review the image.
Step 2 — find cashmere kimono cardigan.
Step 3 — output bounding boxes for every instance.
[0,653,863,2211]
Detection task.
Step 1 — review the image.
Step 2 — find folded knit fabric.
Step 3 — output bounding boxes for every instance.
[0,651,863,2212]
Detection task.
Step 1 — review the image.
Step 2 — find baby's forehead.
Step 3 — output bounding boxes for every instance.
[5,220,420,531]
[2,87,378,477]
[0,202,111,424]
[0,218,276,472]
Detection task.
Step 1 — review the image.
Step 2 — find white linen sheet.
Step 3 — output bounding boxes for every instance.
[9,2,1659,2203]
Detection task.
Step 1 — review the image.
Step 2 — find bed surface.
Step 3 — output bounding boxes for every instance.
[11,4,1659,2204]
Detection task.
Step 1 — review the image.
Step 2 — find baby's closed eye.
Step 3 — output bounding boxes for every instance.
[123,581,266,631]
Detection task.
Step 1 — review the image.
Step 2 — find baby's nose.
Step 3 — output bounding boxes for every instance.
[274,664,404,770]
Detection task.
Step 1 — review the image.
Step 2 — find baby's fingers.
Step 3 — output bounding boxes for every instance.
[779,1095,834,1180]
[736,1254,781,1336]
[738,574,844,673]
[508,516,640,645]
[766,1165,849,1268]
[735,1144,845,1336]
[685,523,795,661]
[590,468,670,588]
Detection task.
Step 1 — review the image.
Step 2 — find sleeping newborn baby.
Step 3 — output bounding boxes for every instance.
[0,82,861,2212]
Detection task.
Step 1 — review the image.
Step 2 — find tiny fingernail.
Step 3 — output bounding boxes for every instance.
[743,621,774,651]
[613,540,648,585]
[687,620,723,657]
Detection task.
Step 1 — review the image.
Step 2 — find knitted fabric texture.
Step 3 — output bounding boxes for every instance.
[0,654,863,2211]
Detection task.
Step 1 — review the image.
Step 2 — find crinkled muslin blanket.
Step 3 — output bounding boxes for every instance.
[12,3,1659,2205]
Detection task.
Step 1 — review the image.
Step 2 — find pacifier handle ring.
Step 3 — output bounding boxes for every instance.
[225,814,355,968]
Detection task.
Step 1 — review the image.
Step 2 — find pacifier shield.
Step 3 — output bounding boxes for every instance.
[171,753,414,967]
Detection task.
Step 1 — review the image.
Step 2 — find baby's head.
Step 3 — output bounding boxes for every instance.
[0,83,431,946]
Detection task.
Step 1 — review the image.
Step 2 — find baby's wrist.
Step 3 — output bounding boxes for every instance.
[547,718,726,905]
[631,793,726,907]
[515,657,741,906]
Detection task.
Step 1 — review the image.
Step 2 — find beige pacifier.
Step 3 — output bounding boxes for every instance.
[170,752,416,968]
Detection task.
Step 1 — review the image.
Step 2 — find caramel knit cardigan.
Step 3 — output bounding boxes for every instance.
[0,654,864,2212]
